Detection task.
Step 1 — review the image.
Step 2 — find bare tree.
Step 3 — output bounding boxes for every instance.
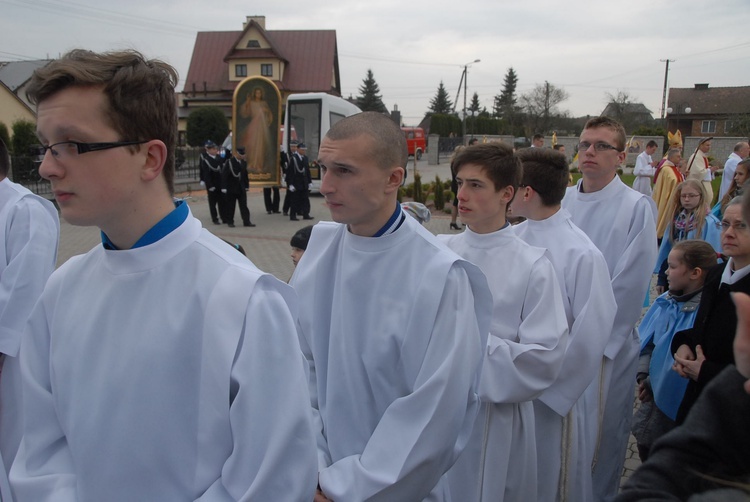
[603,90,654,132]
[520,81,569,135]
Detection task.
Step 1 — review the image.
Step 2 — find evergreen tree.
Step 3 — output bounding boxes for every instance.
[428,81,453,115]
[469,92,481,113]
[186,106,229,147]
[11,119,37,157]
[493,67,519,119]
[356,69,387,113]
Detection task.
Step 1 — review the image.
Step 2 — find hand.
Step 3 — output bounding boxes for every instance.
[637,379,653,402]
[199,180,206,187]
[289,185,296,192]
[655,285,665,295]
[672,344,695,378]
[221,189,227,194]
[309,183,313,190]
[314,491,333,502]
[731,292,750,393]
[673,345,706,381]
[208,187,215,192]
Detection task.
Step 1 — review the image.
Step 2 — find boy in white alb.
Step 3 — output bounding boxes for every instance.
[513,147,616,502]
[292,112,493,501]
[439,141,569,502]
[632,140,658,196]
[10,49,317,501]
[562,116,657,500]
[0,139,59,501]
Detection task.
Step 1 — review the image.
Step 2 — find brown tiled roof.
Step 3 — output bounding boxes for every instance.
[668,86,750,115]
[183,25,339,95]
[183,31,236,94]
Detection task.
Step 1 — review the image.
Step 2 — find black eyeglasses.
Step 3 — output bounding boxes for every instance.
[519,183,544,195]
[36,140,147,159]
[577,141,621,153]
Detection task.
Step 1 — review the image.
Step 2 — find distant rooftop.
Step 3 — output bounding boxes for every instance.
[0,60,53,93]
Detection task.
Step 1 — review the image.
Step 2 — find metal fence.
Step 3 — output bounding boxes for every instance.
[10,156,51,197]
[174,146,202,181]
[11,147,205,197]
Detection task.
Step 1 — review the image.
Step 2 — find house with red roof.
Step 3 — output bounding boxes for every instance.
[179,15,342,144]
[666,84,750,139]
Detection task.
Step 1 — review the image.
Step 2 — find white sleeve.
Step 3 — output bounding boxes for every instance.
[318,265,486,501]
[197,276,317,500]
[633,153,655,178]
[296,316,333,471]
[0,198,58,357]
[479,255,569,403]
[537,250,616,415]
[10,295,78,501]
[605,197,658,358]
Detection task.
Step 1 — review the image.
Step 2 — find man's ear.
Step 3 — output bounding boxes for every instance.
[385,166,405,193]
[140,140,168,183]
[501,185,515,204]
[617,149,627,166]
[521,185,533,201]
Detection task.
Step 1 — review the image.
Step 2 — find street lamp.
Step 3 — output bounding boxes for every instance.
[457,59,480,143]
[666,104,691,138]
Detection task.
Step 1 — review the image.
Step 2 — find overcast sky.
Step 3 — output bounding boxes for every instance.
[3,0,749,126]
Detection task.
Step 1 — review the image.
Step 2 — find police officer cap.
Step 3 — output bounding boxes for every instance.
[204,140,217,148]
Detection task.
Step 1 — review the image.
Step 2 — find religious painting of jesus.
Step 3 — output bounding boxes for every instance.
[233,76,282,185]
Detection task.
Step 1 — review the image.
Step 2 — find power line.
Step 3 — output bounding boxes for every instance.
[1,0,198,38]
[339,52,461,67]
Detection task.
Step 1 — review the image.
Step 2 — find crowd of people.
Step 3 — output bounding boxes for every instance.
[0,47,748,502]
[199,137,315,228]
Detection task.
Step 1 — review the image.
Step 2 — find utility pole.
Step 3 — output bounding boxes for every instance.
[459,59,480,143]
[660,59,674,119]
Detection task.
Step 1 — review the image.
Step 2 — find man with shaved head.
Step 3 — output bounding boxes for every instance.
[291,111,493,501]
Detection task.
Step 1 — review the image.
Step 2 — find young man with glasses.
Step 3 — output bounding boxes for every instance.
[562,116,657,501]
[10,49,317,500]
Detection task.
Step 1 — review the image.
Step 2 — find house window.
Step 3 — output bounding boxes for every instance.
[725,121,735,133]
[235,64,247,78]
[701,120,716,134]
[246,40,261,48]
[261,64,273,77]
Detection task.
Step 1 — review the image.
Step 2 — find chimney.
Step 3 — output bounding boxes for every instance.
[694,83,709,90]
[244,16,266,29]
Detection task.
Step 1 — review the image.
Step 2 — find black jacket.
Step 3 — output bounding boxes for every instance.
[221,156,249,194]
[671,260,750,422]
[286,153,312,191]
[200,152,223,189]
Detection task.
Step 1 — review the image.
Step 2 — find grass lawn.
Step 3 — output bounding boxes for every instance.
[571,173,724,206]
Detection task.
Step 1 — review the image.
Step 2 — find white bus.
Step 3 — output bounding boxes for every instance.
[282,92,361,192]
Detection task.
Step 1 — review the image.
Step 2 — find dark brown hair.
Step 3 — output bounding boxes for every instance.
[0,138,9,177]
[452,141,521,192]
[516,147,569,206]
[672,239,719,272]
[27,49,179,194]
